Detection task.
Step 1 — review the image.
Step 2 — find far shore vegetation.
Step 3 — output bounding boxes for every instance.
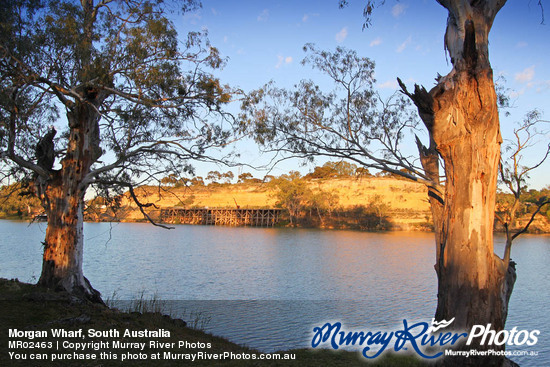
[2,161,549,233]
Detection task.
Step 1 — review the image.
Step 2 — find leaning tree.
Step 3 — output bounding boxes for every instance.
[241,1,546,364]
[0,0,236,301]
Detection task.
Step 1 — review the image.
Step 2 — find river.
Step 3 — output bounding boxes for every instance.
[0,220,548,365]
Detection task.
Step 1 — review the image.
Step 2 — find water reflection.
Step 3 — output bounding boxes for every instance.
[0,221,548,366]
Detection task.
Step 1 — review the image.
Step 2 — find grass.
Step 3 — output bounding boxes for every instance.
[0,278,428,366]
[106,290,212,331]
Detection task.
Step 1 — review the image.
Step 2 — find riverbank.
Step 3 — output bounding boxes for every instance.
[92,177,434,231]
[88,177,550,233]
[0,278,425,366]
[3,175,548,232]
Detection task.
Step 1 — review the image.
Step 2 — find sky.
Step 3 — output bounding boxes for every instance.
[174,0,550,189]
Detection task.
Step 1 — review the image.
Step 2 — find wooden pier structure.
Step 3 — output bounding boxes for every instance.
[160,208,283,227]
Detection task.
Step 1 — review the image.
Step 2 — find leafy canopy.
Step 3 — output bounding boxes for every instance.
[241,44,421,183]
[1,0,237,198]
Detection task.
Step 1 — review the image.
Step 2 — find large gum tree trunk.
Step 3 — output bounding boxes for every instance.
[402,2,516,365]
[38,178,98,301]
[36,1,104,302]
[432,68,511,339]
[37,99,103,302]
[431,66,517,367]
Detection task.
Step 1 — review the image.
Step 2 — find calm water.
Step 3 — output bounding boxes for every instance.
[0,220,548,366]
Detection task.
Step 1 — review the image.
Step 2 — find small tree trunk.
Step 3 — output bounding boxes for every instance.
[508,197,520,229]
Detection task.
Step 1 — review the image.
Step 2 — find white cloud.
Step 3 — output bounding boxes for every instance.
[515,66,535,83]
[516,41,528,48]
[536,80,550,93]
[211,8,218,16]
[257,9,269,22]
[335,27,348,43]
[392,4,407,17]
[378,80,399,89]
[396,36,412,53]
[302,13,319,22]
[510,78,550,96]
[370,37,382,47]
[509,89,525,99]
[275,55,293,69]
[184,11,202,24]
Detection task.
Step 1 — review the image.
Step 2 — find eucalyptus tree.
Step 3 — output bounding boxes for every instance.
[498,110,550,259]
[241,45,418,180]
[1,0,236,301]
[242,1,547,364]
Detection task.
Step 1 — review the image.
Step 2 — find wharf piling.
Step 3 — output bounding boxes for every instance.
[160,208,282,227]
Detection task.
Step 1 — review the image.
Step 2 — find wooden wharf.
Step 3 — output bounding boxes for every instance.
[160,208,283,227]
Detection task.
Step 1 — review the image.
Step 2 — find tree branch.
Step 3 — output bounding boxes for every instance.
[512,200,550,241]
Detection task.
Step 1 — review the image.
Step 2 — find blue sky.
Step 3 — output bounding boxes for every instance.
[176,0,550,188]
